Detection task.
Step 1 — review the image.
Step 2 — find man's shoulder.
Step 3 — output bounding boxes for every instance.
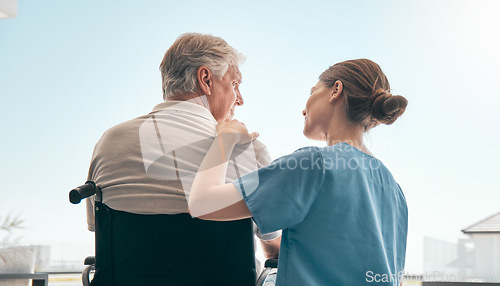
[251,139,268,153]
[252,140,272,167]
[100,114,151,139]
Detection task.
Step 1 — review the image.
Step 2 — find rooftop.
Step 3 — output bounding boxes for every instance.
[462,211,500,234]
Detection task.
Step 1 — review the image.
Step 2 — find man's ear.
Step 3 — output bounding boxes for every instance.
[197,66,212,95]
[328,80,343,103]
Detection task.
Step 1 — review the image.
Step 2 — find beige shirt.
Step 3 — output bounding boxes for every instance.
[86,100,274,237]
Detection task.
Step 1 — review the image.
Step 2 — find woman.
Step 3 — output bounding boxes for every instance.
[188,59,408,285]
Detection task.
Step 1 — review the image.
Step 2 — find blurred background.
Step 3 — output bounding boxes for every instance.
[1,0,500,283]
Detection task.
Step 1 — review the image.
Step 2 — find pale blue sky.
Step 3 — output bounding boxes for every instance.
[1,0,499,273]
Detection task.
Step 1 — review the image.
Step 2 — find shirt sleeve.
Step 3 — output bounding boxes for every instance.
[86,197,96,232]
[86,142,100,232]
[250,140,280,240]
[232,147,325,234]
[252,139,272,168]
[256,228,282,241]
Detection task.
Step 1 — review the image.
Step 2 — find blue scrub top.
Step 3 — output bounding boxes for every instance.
[233,143,408,286]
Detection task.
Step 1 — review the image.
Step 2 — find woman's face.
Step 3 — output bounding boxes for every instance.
[302,81,334,140]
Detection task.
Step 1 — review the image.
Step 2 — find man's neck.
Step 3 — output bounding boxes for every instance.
[186,95,211,112]
[168,93,211,112]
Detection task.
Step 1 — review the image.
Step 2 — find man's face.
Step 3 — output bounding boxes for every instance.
[208,65,243,123]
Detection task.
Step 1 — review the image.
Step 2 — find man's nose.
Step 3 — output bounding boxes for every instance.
[236,91,244,106]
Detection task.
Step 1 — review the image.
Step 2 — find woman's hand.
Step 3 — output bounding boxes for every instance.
[216,119,259,145]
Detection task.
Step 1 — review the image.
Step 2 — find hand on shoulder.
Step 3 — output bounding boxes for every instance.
[217,119,259,145]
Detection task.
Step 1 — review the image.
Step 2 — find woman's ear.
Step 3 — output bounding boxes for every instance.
[197,66,212,95]
[329,80,343,103]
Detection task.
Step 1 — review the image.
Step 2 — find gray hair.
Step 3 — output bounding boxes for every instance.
[160,33,246,100]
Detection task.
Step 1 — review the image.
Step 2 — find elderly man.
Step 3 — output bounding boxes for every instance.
[86,33,280,286]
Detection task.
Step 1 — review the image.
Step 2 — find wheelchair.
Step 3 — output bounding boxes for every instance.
[70,181,278,286]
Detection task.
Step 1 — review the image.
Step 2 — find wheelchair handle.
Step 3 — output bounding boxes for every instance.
[69,181,97,204]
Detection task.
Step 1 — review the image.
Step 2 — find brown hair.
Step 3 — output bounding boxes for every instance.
[319,59,408,131]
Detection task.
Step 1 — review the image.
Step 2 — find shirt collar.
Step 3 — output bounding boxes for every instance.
[151,100,218,125]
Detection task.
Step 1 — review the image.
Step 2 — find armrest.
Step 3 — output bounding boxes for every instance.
[84,256,96,265]
[256,259,279,286]
[264,258,278,268]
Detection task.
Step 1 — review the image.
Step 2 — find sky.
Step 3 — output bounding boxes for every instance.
[1,0,499,273]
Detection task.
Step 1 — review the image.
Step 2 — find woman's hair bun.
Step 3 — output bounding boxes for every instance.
[371,88,408,125]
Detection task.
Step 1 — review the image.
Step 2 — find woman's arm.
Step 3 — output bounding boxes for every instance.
[188,120,258,221]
